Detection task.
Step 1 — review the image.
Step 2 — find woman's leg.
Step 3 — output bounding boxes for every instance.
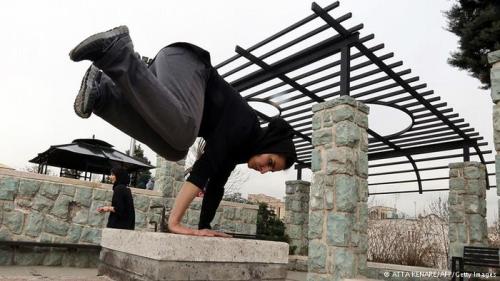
[93,37,208,152]
[93,72,188,161]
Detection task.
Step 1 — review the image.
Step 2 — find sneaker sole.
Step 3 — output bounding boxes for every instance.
[74,65,99,118]
[69,25,129,62]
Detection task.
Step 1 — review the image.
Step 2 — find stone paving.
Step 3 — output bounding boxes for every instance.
[0,266,307,281]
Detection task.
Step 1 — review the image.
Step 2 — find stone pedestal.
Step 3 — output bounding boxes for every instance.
[285,180,310,256]
[308,96,369,281]
[98,229,289,281]
[448,162,488,258]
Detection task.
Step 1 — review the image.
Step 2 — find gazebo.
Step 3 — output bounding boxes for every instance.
[29,138,154,182]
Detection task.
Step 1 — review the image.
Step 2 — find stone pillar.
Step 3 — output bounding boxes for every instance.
[308,96,369,281]
[488,50,500,225]
[285,180,310,256]
[155,156,185,200]
[448,162,488,258]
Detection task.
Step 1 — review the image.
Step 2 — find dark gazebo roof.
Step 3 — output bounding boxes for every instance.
[215,2,494,194]
[29,138,154,175]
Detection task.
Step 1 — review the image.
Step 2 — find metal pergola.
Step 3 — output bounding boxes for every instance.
[215,2,494,195]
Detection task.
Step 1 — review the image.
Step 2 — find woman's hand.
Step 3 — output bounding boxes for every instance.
[97,206,114,213]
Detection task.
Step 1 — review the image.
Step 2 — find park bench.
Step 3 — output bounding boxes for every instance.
[451,246,500,281]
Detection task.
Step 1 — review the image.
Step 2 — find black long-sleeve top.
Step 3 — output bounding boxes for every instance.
[107,184,135,230]
[169,43,263,194]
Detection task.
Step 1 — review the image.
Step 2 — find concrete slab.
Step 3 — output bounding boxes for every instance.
[99,229,290,281]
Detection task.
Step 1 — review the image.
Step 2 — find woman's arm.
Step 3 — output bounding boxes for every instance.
[168,181,231,237]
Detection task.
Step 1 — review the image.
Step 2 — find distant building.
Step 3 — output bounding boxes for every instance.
[369,206,404,219]
[248,193,285,220]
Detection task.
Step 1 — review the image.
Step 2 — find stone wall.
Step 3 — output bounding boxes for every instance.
[155,156,185,198]
[448,162,488,258]
[284,180,310,256]
[0,166,258,266]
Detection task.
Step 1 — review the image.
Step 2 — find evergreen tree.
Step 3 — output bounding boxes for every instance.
[445,0,500,89]
[256,203,289,243]
[126,144,152,188]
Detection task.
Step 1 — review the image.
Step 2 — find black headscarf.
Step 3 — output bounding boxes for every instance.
[111,167,130,188]
[252,117,297,169]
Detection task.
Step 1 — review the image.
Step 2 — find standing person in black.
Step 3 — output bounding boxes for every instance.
[70,26,296,237]
[97,167,135,230]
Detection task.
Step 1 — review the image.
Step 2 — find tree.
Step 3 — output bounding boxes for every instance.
[125,144,152,188]
[445,0,500,89]
[256,203,289,243]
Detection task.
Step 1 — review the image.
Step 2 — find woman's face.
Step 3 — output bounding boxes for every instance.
[110,173,116,184]
[247,153,286,174]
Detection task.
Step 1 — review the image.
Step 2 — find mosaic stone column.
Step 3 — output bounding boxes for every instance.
[285,180,310,256]
[308,96,369,281]
[155,156,185,200]
[448,162,488,258]
[488,50,500,223]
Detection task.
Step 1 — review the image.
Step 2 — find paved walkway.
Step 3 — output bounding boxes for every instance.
[0,266,307,281]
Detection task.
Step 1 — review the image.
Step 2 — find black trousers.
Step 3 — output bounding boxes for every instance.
[92,37,209,161]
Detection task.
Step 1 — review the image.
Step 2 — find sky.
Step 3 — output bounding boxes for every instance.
[0,0,497,223]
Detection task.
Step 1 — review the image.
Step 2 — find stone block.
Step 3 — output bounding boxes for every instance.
[331,248,355,279]
[80,227,101,244]
[50,194,73,218]
[61,185,76,196]
[312,114,322,130]
[32,194,53,213]
[133,194,150,211]
[0,247,13,265]
[74,187,93,207]
[308,240,327,273]
[331,106,355,122]
[450,177,466,191]
[5,210,24,234]
[25,212,44,237]
[18,179,40,197]
[470,214,487,243]
[324,191,334,210]
[488,50,500,64]
[88,201,106,227]
[457,224,467,243]
[326,213,353,246]
[0,177,18,200]
[449,206,465,223]
[39,182,61,200]
[14,247,45,265]
[323,111,333,127]
[67,225,82,243]
[42,249,64,266]
[92,188,106,200]
[312,129,333,146]
[0,227,11,241]
[335,121,360,147]
[335,175,357,213]
[72,207,89,224]
[464,195,480,214]
[44,216,69,236]
[491,67,500,103]
[358,179,368,203]
[16,199,32,209]
[449,162,465,169]
[464,166,481,179]
[308,210,324,239]
[356,152,368,178]
[311,149,322,172]
[327,159,354,175]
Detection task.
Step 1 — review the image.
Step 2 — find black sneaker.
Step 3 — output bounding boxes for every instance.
[74,64,101,118]
[69,25,129,62]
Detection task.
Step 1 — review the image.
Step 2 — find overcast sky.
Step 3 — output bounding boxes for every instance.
[0,0,497,223]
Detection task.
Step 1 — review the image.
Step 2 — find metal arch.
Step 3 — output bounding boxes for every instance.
[368,129,423,194]
[361,100,415,140]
